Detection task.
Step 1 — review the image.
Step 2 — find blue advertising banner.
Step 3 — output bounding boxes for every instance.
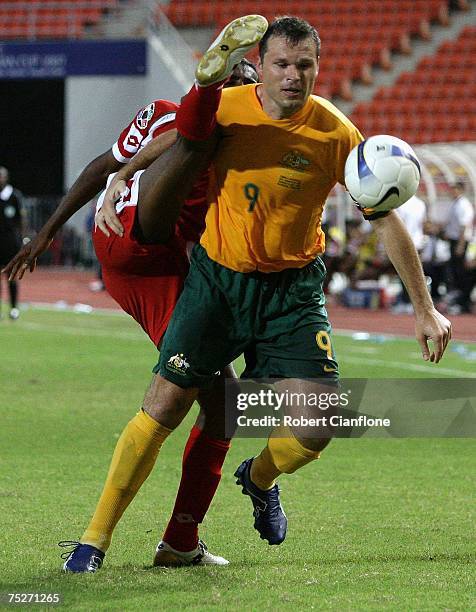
[0,40,146,78]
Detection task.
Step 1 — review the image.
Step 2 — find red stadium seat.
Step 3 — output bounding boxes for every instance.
[197,0,437,100]
[351,24,475,143]
[0,1,119,38]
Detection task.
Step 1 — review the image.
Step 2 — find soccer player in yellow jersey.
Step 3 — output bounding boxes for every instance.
[202,68,362,272]
[156,15,451,545]
[88,16,452,550]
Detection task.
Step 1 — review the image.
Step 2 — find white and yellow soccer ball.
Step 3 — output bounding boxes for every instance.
[344,135,421,216]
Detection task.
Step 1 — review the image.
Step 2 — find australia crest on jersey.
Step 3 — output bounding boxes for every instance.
[280,150,311,172]
[136,103,155,129]
[166,353,190,375]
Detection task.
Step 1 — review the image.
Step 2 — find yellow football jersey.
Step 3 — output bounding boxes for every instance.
[201,84,363,272]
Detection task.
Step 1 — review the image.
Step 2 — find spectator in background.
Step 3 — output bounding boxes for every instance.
[332,220,367,285]
[321,224,345,293]
[0,167,23,320]
[392,194,427,313]
[445,180,474,314]
[463,234,476,311]
[421,219,451,304]
[347,221,392,286]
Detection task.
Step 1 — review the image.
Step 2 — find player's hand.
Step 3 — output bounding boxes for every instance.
[95,208,111,238]
[96,179,126,237]
[415,308,452,363]
[1,231,53,280]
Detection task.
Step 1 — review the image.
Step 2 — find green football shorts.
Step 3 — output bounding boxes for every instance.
[155,244,339,388]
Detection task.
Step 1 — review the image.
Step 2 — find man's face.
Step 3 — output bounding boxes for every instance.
[259,35,319,119]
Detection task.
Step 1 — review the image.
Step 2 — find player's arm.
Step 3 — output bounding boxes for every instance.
[371,210,451,363]
[2,150,122,280]
[97,129,178,237]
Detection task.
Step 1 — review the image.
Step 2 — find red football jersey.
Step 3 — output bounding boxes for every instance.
[111,100,209,243]
[112,99,178,163]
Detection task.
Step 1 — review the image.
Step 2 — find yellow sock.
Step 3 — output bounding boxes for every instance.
[81,409,171,552]
[251,425,321,490]
[250,446,281,490]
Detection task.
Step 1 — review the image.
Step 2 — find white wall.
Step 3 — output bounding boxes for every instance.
[65,75,147,231]
[64,38,190,234]
[145,35,188,104]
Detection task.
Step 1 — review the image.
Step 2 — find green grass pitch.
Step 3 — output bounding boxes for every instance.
[0,308,474,610]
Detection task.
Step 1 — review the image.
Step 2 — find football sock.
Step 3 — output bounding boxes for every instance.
[250,446,281,490]
[175,81,224,141]
[81,409,171,552]
[251,425,321,490]
[162,425,230,552]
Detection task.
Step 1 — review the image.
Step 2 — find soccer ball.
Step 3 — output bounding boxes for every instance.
[344,135,421,215]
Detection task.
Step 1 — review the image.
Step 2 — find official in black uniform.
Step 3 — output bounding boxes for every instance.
[0,167,23,319]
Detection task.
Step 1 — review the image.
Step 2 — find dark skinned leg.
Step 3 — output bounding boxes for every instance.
[137,133,218,244]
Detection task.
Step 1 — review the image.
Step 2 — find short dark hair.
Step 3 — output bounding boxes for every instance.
[259,16,321,62]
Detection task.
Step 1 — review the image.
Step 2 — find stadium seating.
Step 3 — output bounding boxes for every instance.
[351,25,476,143]
[2,0,472,143]
[0,1,118,39]
[162,0,473,135]
[164,0,450,98]
[165,0,447,28]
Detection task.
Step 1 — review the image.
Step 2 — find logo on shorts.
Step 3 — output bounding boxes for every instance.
[280,150,311,173]
[136,102,155,129]
[167,353,190,376]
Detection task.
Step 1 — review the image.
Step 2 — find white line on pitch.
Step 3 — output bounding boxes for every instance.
[12,321,145,341]
[344,356,474,377]
[344,346,379,354]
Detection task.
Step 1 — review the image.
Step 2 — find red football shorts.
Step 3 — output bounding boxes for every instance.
[93,205,189,347]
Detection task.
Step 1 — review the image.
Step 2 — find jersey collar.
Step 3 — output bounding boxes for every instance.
[252,84,313,124]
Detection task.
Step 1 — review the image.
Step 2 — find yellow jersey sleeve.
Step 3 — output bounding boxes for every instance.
[201,85,363,272]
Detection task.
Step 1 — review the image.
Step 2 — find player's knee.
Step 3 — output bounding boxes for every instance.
[136,209,174,245]
[143,374,197,430]
[293,434,332,454]
[142,226,173,245]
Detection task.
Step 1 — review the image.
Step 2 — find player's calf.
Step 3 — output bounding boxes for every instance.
[136,135,217,244]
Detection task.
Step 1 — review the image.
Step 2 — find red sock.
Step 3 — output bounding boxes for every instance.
[162,425,230,552]
[181,423,202,463]
[176,81,225,141]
